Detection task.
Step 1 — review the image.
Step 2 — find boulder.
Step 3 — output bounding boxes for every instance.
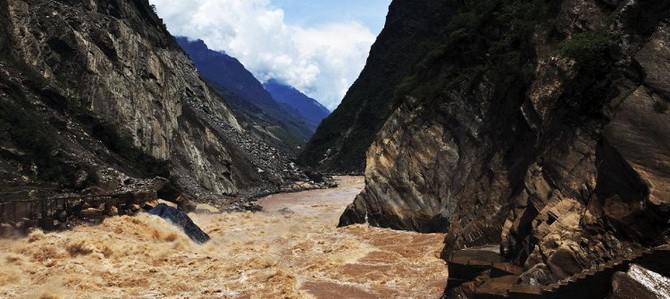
[278,207,294,215]
[194,203,220,214]
[148,204,210,244]
[304,170,325,183]
[80,208,104,219]
[107,205,119,216]
[610,264,670,299]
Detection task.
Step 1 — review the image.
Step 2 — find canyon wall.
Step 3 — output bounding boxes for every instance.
[340,0,670,285]
[298,0,454,173]
[0,0,300,199]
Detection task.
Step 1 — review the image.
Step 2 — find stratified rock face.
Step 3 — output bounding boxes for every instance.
[298,0,454,173]
[610,264,670,299]
[340,0,670,284]
[0,0,297,197]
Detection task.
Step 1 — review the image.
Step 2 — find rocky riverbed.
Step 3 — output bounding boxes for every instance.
[0,176,448,298]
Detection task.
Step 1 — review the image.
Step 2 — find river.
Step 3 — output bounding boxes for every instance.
[0,176,448,298]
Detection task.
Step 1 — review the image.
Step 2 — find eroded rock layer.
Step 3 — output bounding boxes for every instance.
[340,0,670,285]
[0,0,301,199]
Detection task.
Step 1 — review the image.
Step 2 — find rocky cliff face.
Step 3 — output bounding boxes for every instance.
[0,0,302,199]
[340,0,670,286]
[298,0,454,173]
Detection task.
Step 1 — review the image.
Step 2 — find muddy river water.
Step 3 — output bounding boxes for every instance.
[0,176,448,298]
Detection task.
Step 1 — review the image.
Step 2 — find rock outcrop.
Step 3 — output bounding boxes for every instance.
[610,264,670,299]
[148,203,210,244]
[338,0,670,288]
[0,0,303,200]
[298,0,454,173]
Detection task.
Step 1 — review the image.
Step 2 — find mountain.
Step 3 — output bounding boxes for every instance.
[175,37,315,152]
[175,38,277,112]
[297,0,454,172]
[263,79,330,131]
[0,0,306,200]
[335,0,670,293]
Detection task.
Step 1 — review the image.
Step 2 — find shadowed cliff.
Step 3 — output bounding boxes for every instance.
[0,0,305,200]
[337,0,670,290]
[298,0,454,173]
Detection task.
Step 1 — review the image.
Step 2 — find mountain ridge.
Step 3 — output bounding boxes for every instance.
[176,37,320,152]
[0,0,306,199]
[263,78,330,132]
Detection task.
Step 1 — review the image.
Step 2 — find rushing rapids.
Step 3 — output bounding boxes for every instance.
[0,177,448,298]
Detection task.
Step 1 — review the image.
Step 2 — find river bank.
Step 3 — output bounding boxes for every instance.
[0,176,448,298]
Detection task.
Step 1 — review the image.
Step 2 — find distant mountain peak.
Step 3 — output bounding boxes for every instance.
[176,37,320,149]
[176,37,225,55]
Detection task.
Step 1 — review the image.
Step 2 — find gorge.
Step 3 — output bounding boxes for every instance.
[1,0,670,298]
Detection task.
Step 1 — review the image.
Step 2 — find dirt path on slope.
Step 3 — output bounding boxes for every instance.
[0,176,448,298]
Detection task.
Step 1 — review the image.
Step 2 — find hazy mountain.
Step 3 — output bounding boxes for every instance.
[176,37,317,151]
[263,79,330,131]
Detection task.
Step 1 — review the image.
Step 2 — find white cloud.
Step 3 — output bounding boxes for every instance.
[150,0,376,111]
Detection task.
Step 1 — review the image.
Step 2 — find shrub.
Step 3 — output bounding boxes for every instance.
[556,30,613,64]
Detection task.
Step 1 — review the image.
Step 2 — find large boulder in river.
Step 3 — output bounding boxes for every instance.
[148,204,210,244]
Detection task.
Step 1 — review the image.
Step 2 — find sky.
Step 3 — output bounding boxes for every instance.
[149,0,392,111]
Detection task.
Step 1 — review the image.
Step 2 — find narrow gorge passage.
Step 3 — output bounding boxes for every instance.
[0,177,448,298]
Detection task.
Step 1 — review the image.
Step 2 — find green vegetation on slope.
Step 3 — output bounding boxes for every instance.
[397,0,548,106]
[399,0,620,122]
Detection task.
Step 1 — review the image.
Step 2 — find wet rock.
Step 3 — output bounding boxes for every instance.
[334,0,670,290]
[148,204,210,244]
[278,208,294,215]
[107,205,119,217]
[177,198,197,213]
[610,264,670,299]
[38,218,55,231]
[80,208,104,220]
[338,193,369,227]
[194,203,220,214]
[130,204,141,213]
[304,170,325,183]
[0,223,14,237]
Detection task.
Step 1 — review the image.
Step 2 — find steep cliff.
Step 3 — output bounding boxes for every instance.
[339,0,670,287]
[298,0,454,172]
[0,0,302,199]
